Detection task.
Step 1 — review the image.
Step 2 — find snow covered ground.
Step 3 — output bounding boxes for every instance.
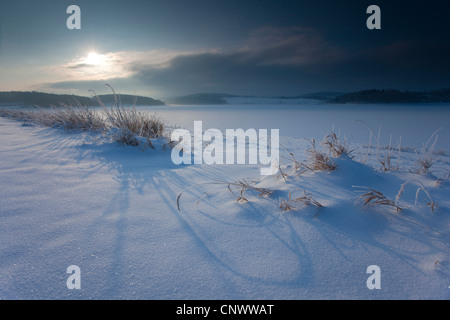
[0,102,449,299]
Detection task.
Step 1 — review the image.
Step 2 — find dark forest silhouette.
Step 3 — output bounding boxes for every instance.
[0,91,165,107]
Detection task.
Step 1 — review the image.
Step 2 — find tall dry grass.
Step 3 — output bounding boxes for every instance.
[91,85,164,142]
[306,138,337,171]
[354,179,437,213]
[0,85,165,147]
[411,128,441,174]
[39,101,106,132]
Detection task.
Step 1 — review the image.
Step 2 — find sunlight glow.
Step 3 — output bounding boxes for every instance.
[60,49,190,82]
[84,52,106,66]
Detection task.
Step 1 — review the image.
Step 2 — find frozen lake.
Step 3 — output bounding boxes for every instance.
[138,99,450,151]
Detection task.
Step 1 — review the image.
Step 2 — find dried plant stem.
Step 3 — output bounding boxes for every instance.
[176,179,273,211]
[278,189,323,211]
[396,180,437,213]
[279,144,314,175]
[353,186,402,212]
[306,138,336,171]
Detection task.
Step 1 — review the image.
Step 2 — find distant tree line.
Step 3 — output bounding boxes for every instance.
[0,91,165,107]
[332,89,450,104]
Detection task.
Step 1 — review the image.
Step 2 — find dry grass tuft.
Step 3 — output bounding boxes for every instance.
[355,179,437,213]
[411,128,441,174]
[40,102,106,132]
[322,131,353,158]
[0,109,38,122]
[176,179,273,211]
[278,190,323,212]
[176,179,324,213]
[279,144,314,176]
[0,85,165,148]
[396,180,437,213]
[90,85,164,145]
[226,179,273,203]
[306,138,337,171]
[414,157,434,174]
[276,165,288,181]
[0,102,106,132]
[378,134,401,172]
[354,186,402,212]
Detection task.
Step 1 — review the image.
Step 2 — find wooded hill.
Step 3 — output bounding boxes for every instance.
[332,89,450,104]
[0,91,165,107]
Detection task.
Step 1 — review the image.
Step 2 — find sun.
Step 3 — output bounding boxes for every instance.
[65,50,133,80]
[84,51,106,66]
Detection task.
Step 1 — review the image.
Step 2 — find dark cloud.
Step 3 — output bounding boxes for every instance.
[242,26,345,66]
[47,26,350,96]
[326,40,450,90]
[66,63,93,69]
[130,52,314,95]
[375,41,450,72]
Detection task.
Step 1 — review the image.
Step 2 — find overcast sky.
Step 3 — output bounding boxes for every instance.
[0,0,449,98]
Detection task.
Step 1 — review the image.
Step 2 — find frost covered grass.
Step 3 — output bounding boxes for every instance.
[411,128,441,174]
[177,129,447,215]
[306,138,337,171]
[0,85,165,147]
[354,186,402,212]
[91,85,165,146]
[277,190,323,212]
[39,101,106,132]
[322,131,353,158]
[176,178,273,211]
